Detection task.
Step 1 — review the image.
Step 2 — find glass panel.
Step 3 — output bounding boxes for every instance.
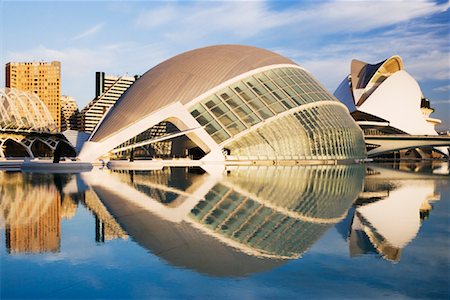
[281,87,303,106]
[259,93,278,106]
[244,77,260,88]
[248,84,266,96]
[190,104,206,117]
[218,112,238,127]
[211,129,230,144]
[238,90,255,102]
[226,120,246,135]
[196,112,214,126]
[272,90,284,101]
[257,107,274,119]
[247,98,267,111]
[230,82,249,93]
[281,75,296,86]
[218,90,232,101]
[242,113,260,126]
[254,73,271,83]
[274,68,289,78]
[281,99,294,109]
[262,81,279,93]
[269,102,286,113]
[225,95,245,108]
[233,104,255,119]
[291,85,307,96]
[211,103,229,117]
[272,75,288,88]
[204,96,221,109]
[283,68,296,77]
[205,120,222,135]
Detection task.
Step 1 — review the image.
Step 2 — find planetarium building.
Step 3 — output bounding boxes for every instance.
[79,45,366,162]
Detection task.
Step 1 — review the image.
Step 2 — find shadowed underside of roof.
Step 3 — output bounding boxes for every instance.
[350,56,404,106]
[90,45,297,142]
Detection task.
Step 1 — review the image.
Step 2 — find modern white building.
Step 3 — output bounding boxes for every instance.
[79,45,366,162]
[334,55,446,157]
[78,72,137,133]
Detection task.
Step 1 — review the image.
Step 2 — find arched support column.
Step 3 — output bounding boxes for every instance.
[79,102,223,162]
[31,139,54,158]
[2,139,33,158]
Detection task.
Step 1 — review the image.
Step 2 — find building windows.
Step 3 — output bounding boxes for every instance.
[186,66,364,160]
[189,66,339,145]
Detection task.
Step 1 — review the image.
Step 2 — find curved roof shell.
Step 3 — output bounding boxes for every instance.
[90,45,297,142]
[358,70,436,135]
[0,88,56,132]
[350,55,404,106]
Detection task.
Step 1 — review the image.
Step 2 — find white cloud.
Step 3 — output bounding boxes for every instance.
[274,17,450,91]
[433,85,450,93]
[135,5,178,29]
[134,0,449,40]
[6,42,170,107]
[293,0,449,34]
[130,0,449,91]
[72,22,105,41]
[431,100,450,104]
[134,1,294,44]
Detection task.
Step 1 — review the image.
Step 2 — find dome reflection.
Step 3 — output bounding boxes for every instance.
[82,165,364,276]
[342,162,445,262]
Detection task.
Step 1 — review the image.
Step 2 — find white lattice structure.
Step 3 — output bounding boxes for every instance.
[0,88,57,133]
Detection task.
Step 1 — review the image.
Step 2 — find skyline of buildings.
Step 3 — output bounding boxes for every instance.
[3,61,139,134]
[0,172,127,254]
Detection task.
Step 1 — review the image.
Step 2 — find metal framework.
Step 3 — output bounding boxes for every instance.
[0,88,57,133]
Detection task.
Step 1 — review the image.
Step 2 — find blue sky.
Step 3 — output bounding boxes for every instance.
[1,0,449,130]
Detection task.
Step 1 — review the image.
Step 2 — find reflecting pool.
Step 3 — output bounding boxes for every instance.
[1,162,449,299]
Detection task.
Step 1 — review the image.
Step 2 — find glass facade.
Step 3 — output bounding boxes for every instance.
[224,165,364,220]
[190,184,331,258]
[111,121,179,160]
[188,67,365,160]
[189,67,336,144]
[189,164,363,257]
[226,104,366,160]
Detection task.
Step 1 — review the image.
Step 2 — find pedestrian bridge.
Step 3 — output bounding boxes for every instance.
[365,135,450,157]
[0,131,76,159]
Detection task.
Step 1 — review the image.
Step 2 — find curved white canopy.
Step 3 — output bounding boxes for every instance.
[0,88,57,132]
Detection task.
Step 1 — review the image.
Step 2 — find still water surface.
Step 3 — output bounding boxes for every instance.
[1,162,449,299]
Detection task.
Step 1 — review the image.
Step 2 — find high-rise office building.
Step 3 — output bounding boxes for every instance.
[5,61,61,130]
[78,72,137,133]
[60,95,79,131]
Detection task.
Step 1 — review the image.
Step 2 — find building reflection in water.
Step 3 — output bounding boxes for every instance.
[3,161,444,275]
[341,161,446,262]
[81,164,365,276]
[0,171,127,254]
[0,172,61,254]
